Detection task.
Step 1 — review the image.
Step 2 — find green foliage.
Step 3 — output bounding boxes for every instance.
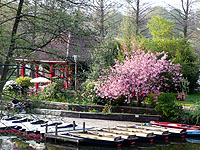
[81,80,105,105]
[119,8,136,43]
[15,76,34,95]
[155,93,182,122]
[140,35,199,93]
[39,82,58,99]
[144,93,156,107]
[25,100,41,113]
[3,80,21,96]
[181,64,199,93]
[156,38,199,93]
[102,103,112,113]
[87,39,121,80]
[181,105,200,125]
[180,77,190,94]
[39,82,70,100]
[39,82,89,104]
[147,15,174,39]
[16,76,34,88]
[88,107,99,112]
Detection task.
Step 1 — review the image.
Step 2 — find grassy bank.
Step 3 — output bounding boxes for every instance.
[176,93,200,106]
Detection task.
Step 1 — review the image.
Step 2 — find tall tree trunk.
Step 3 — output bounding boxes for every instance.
[0,58,3,76]
[0,0,24,99]
[135,0,139,36]
[100,0,104,42]
[181,0,189,38]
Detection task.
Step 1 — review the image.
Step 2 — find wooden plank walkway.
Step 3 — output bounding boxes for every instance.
[45,132,84,145]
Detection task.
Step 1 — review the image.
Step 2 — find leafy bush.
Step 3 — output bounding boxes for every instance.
[181,107,200,125]
[3,80,21,95]
[15,77,34,95]
[143,93,157,107]
[81,80,106,105]
[39,82,59,99]
[39,82,81,104]
[16,76,34,88]
[144,26,199,93]
[155,93,182,122]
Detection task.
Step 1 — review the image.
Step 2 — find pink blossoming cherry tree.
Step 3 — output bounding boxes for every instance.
[96,40,183,106]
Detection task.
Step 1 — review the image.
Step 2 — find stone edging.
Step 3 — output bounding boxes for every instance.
[37,101,159,115]
[35,108,161,122]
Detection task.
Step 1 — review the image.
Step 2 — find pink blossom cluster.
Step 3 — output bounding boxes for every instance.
[96,41,182,101]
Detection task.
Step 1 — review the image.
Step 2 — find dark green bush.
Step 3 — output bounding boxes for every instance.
[143,93,156,107]
[155,93,182,122]
[181,105,200,125]
[39,82,67,100]
[81,80,106,105]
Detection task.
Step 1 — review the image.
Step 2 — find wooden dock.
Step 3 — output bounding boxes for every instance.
[45,132,84,145]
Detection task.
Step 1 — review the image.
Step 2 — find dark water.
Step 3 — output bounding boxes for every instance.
[1,136,200,150]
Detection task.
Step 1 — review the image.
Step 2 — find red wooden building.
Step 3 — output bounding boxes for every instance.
[15,33,93,90]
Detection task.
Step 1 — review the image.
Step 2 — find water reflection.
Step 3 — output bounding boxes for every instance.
[0,136,45,150]
[1,136,200,150]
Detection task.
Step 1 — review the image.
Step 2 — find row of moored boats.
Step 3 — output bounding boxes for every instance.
[1,116,200,147]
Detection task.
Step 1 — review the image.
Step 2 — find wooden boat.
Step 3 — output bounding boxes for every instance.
[186,137,200,143]
[150,121,200,137]
[2,116,22,121]
[186,130,200,136]
[88,129,137,140]
[117,126,169,136]
[103,128,154,138]
[117,125,170,140]
[0,117,79,135]
[102,127,155,143]
[88,129,138,145]
[150,121,200,130]
[69,131,124,146]
[135,123,186,137]
[0,117,47,141]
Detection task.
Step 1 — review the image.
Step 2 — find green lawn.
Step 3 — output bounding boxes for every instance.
[176,93,200,106]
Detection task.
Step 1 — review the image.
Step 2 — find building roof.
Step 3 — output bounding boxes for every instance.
[17,32,96,63]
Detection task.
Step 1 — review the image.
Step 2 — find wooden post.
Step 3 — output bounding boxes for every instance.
[83,122,85,133]
[42,65,45,77]
[73,121,76,130]
[60,67,64,78]
[21,63,25,77]
[50,64,55,78]
[45,124,48,133]
[65,64,68,89]
[54,124,58,143]
[55,124,58,136]
[35,64,39,89]
[16,63,19,77]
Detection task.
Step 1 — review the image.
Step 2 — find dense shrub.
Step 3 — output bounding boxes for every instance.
[81,80,106,105]
[16,76,34,88]
[155,93,182,122]
[3,80,21,96]
[39,82,58,99]
[39,82,80,103]
[181,108,200,125]
[143,93,156,107]
[16,76,34,95]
